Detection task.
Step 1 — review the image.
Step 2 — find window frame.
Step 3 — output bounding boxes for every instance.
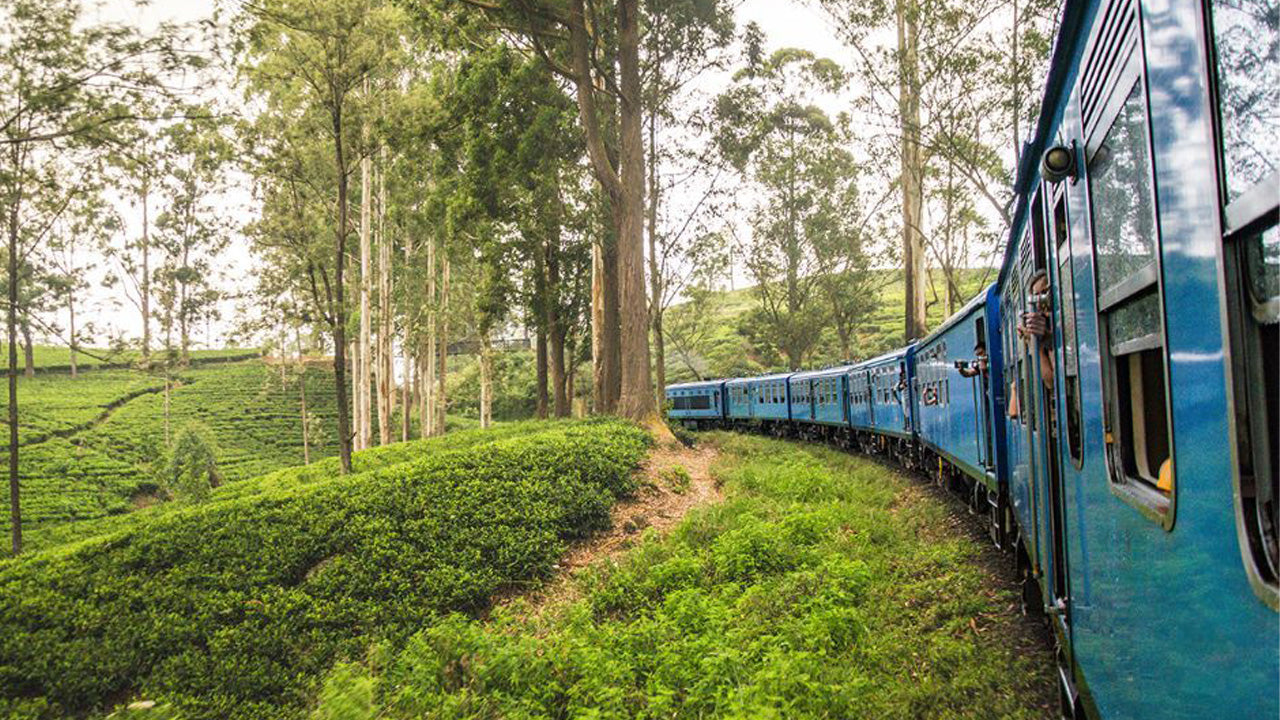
[1204,0,1280,609]
[1082,46,1178,529]
[1052,181,1086,469]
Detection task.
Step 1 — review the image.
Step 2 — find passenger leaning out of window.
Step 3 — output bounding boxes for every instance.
[959,342,988,379]
[1008,271,1055,419]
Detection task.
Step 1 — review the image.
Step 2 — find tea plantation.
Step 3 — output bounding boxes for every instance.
[0,419,651,719]
[311,433,1057,720]
[0,359,344,543]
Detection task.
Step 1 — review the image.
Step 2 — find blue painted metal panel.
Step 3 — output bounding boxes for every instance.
[851,347,917,439]
[914,288,998,487]
[724,378,754,421]
[999,0,1279,715]
[747,372,793,421]
[665,380,726,420]
[788,366,854,426]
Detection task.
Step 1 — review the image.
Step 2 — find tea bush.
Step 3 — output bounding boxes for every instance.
[0,420,649,720]
[319,433,1055,720]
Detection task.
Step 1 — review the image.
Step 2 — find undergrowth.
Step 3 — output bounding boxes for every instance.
[315,432,1055,719]
[0,419,650,720]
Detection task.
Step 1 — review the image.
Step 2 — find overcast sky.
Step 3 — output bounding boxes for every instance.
[77,0,861,350]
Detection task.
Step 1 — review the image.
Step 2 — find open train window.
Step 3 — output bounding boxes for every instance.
[1208,0,1279,605]
[1085,52,1175,522]
[1053,186,1085,467]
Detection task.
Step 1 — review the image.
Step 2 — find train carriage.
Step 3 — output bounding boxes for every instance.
[664,0,1277,714]
[787,366,854,435]
[664,380,726,429]
[912,285,1010,527]
[724,378,754,424]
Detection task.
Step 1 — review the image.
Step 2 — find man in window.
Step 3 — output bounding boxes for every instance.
[958,341,989,379]
[1019,271,1055,391]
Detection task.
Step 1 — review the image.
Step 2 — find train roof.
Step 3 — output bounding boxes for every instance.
[916,283,994,348]
[664,380,725,391]
[788,365,856,381]
[755,371,796,382]
[853,344,916,370]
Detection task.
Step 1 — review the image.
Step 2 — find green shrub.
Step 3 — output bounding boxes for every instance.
[162,426,221,503]
[325,433,1055,720]
[658,465,692,494]
[0,420,649,720]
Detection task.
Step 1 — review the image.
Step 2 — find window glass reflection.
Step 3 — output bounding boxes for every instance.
[1109,291,1162,349]
[1089,79,1159,298]
[1211,0,1280,202]
[1246,224,1280,308]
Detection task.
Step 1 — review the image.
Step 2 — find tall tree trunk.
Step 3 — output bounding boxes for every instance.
[479,331,493,429]
[423,234,437,438]
[535,329,548,419]
[7,159,22,555]
[19,317,33,378]
[140,180,151,365]
[350,338,361,451]
[331,110,353,474]
[615,0,658,425]
[375,149,392,446]
[435,249,449,434]
[897,0,927,341]
[546,239,569,418]
[68,292,77,379]
[296,323,310,465]
[359,114,373,450]
[646,108,665,411]
[402,235,413,443]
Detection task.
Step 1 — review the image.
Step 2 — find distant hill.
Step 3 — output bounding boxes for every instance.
[662,268,995,384]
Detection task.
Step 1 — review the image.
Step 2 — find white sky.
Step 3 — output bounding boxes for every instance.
[71,0,866,350]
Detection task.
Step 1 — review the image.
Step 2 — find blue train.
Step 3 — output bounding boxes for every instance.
[666,0,1278,716]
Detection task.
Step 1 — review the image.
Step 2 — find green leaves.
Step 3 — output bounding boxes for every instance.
[0,419,648,719]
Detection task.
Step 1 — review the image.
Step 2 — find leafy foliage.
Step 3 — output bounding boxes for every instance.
[315,433,1054,719]
[162,426,221,503]
[0,420,649,719]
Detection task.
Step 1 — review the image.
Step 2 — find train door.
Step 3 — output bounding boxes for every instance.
[972,317,995,473]
[1024,186,1072,629]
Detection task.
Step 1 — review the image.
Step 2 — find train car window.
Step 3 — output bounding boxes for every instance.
[1086,55,1175,514]
[690,394,712,410]
[1208,0,1278,203]
[1055,189,1085,466]
[1208,0,1279,602]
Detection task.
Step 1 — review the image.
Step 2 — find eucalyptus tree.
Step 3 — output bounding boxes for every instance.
[715,46,861,371]
[0,0,203,554]
[240,0,406,473]
[154,115,233,366]
[420,0,665,429]
[815,0,1058,341]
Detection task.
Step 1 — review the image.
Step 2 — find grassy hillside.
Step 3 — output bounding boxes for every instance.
[0,419,650,720]
[310,432,1055,719]
[0,344,255,373]
[0,359,344,543]
[663,268,994,384]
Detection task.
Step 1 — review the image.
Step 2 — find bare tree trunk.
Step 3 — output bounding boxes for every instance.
[296,323,310,465]
[401,236,412,443]
[423,234,437,438]
[375,149,392,446]
[897,0,927,342]
[479,331,493,429]
[19,317,33,378]
[614,0,658,425]
[647,108,666,410]
[436,249,449,434]
[141,179,151,365]
[7,160,23,555]
[179,245,191,367]
[535,329,548,419]
[359,109,374,450]
[565,335,577,417]
[68,292,77,379]
[350,338,361,451]
[331,108,353,474]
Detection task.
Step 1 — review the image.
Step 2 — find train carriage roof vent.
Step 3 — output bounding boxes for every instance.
[1080,0,1139,139]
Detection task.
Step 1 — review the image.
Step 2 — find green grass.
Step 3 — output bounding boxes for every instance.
[664,268,994,383]
[0,419,650,720]
[315,432,1055,719]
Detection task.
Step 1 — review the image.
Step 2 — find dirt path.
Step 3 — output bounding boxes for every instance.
[498,440,723,614]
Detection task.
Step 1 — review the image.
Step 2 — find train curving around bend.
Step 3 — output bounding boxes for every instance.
[666,0,1278,716]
